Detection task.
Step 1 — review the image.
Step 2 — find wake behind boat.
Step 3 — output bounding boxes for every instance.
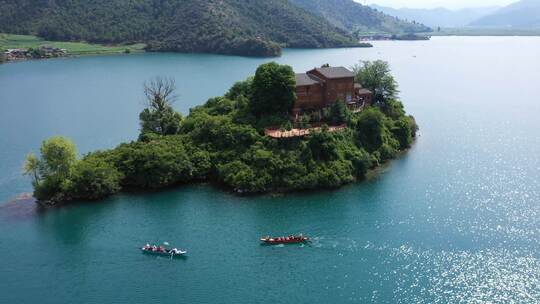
[260,235,310,245]
[141,243,187,257]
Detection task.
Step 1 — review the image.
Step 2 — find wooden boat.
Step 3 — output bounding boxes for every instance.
[141,245,186,257]
[260,235,310,245]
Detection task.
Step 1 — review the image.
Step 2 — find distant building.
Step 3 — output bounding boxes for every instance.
[293,66,373,119]
[5,48,29,60]
[4,45,67,61]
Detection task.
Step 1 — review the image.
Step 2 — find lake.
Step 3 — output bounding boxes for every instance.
[1,37,540,303]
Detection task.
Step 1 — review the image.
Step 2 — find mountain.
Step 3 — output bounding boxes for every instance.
[470,0,540,28]
[370,4,500,28]
[0,0,361,57]
[289,0,431,34]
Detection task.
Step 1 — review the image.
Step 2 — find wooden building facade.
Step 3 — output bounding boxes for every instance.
[293,66,373,117]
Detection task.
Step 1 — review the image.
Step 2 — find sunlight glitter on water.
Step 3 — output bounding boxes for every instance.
[391,247,540,303]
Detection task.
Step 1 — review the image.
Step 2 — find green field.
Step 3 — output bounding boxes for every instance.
[0,33,146,55]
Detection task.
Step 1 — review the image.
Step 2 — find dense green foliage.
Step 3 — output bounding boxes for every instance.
[353,60,399,104]
[250,63,296,117]
[24,137,80,201]
[64,155,123,200]
[25,61,417,204]
[289,0,431,35]
[0,0,363,57]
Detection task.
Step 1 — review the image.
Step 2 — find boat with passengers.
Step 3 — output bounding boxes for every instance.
[141,243,186,257]
[260,235,310,245]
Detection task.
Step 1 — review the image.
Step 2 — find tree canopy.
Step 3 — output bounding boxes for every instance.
[250,62,296,117]
[353,60,399,103]
[23,136,78,201]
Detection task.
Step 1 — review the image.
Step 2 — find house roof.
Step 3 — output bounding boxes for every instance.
[295,73,320,86]
[312,66,355,79]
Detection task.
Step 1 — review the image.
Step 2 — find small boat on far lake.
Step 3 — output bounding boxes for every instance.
[260,235,310,245]
[141,243,187,257]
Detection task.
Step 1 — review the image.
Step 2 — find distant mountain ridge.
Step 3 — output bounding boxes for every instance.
[0,0,428,57]
[370,4,500,28]
[470,0,540,28]
[290,0,431,34]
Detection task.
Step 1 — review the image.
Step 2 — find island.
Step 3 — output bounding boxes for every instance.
[23,60,418,206]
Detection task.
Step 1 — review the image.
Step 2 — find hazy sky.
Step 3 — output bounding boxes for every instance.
[361,0,519,9]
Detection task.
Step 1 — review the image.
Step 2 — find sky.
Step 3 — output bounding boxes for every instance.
[361,0,519,9]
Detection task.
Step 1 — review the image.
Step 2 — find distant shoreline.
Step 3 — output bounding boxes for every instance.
[426,27,540,37]
[0,33,146,63]
[1,33,375,64]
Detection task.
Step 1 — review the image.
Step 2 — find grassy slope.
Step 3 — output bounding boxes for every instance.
[0,33,146,55]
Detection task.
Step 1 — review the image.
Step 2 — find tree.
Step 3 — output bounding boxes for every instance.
[329,101,351,125]
[354,108,385,152]
[352,60,399,104]
[23,153,41,186]
[308,130,339,161]
[250,62,296,117]
[299,114,311,129]
[139,77,182,138]
[24,136,78,200]
[66,156,122,200]
[40,136,78,179]
[111,138,193,189]
[225,77,253,100]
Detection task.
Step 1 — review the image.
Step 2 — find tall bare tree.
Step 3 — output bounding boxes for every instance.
[143,77,177,111]
[139,77,182,138]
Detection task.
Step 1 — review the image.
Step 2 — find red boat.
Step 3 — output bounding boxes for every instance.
[260,235,310,245]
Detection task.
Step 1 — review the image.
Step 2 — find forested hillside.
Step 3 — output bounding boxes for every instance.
[0,0,360,57]
[289,0,431,35]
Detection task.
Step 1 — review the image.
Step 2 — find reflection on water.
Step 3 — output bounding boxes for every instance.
[0,193,40,219]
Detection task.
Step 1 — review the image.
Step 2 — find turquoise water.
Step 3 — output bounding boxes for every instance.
[1,37,540,303]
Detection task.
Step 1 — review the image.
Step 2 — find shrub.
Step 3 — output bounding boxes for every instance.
[66,155,122,200]
[111,138,193,189]
[218,161,270,193]
[329,101,351,124]
[354,108,385,152]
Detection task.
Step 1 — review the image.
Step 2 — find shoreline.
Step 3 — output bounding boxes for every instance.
[1,33,374,64]
[8,138,418,210]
